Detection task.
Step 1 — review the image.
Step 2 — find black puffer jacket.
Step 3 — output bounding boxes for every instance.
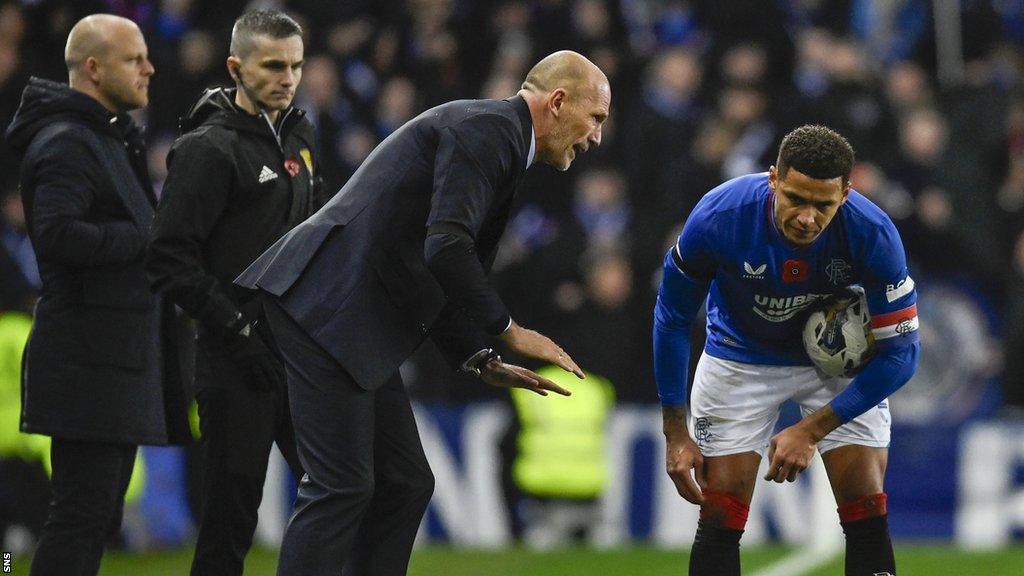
[148,87,325,340]
[6,77,191,445]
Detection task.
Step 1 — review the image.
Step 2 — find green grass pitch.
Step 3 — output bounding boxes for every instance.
[8,545,1024,575]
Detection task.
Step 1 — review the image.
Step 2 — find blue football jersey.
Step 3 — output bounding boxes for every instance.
[653,172,921,418]
[676,172,918,366]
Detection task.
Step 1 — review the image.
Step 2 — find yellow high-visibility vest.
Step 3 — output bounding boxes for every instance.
[510,366,615,499]
[0,311,45,462]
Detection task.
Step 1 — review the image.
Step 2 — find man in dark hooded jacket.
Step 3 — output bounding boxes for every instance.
[146,10,318,576]
[4,14,190,576]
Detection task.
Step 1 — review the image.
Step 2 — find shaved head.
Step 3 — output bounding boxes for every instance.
[65,14,137,72]
[64,14,153,113]
[519,51,611,171]
[522,50,607,97]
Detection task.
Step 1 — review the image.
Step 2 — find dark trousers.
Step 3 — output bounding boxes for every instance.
[263,298,435,576]
[0,457,50,539]
[29,439,136,576]
[190,347,303,576]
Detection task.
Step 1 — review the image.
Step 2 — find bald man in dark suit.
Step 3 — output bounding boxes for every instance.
[236,50,610,575]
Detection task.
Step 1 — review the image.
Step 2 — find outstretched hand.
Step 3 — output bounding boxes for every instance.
[500,321,585,379]
[480,360,572,397]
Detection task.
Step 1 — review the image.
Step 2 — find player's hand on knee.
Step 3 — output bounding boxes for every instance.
[480,360,572,396]
[665,435,705,504]
[500,321,585,378]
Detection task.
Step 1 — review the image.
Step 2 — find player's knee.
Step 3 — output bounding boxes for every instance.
[699,490,750,531]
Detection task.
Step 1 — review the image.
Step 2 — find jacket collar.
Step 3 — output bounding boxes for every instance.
[506,95,534,171]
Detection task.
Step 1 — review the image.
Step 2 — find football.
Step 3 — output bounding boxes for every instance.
[802,288,876,377]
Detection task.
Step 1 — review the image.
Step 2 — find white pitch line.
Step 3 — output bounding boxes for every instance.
[749,543,843,576]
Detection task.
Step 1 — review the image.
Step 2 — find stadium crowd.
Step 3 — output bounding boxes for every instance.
[1,1,1023,418]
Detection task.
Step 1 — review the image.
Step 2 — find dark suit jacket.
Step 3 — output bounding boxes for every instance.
[237,96,534,390]
[6,78,191,445]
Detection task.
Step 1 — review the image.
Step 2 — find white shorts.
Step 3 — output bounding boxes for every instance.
[687,353,891,458]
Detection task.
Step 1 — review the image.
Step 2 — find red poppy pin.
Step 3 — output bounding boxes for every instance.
[783,259,808,283]
[284,158,301,177]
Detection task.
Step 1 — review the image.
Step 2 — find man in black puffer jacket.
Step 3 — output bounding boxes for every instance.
[146,9,322,576]
[5,14,191,576]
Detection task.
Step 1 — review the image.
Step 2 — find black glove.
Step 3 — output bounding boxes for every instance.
[222,324,285,391]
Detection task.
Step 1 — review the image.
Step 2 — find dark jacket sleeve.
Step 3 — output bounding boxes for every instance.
[147,133,245,335]
[423,114,516,337]
[427,302,491,369]
[27,129,145,267]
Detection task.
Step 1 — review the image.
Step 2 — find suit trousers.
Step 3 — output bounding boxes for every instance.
[29,438,136,576]
[263,297,435,576]
[189,346,303,576]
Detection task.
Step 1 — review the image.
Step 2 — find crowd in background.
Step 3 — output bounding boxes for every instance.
[1,0,1024,409]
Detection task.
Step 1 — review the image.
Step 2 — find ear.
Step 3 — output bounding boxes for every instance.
[548,88,566,117]
[84,56,101,83]
[768,165,777,192]
[226,56,241,81]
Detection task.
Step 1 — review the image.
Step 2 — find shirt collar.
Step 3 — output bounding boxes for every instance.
[527,125,536,166]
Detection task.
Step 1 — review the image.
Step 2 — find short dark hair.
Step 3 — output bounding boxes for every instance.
[776,125,855,184]
[230,9,302,58]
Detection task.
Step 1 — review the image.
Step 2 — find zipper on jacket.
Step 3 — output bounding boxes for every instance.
[260,108,292,152]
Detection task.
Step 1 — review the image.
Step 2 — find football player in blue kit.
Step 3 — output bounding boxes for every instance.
[654,125,920,576]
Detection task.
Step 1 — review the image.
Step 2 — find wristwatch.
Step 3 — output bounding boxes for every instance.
[460,348,501,377]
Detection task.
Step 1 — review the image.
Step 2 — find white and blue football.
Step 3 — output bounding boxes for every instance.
[802,288,876,377]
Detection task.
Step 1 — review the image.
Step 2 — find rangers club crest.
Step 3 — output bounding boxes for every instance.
[694,417,712,449]
[825,258,851,285]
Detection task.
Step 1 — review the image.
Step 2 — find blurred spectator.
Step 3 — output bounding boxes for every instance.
[509,365,615,548]
[887,108,967,276]
[619,0,704,56]
[849,161,915,223]
[0,3,28,181]
[780,0,854,36]
[1002,231,1024,410]
[296,54,356,192]
[149,29,226,133]
[816,35,899,162]
[717,42,769,88]
[555,252,654,403]
[0,189,39,314]
[337,123,379,184]
[0,309,47,553]
[884,60,936,117]
[145,133,176,197]
[849,0,929,64]
[623,47,703,251]
[496,168,632,329]
[375,75,419,136]
[717,84,776,179]
[998,94,1024,224]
